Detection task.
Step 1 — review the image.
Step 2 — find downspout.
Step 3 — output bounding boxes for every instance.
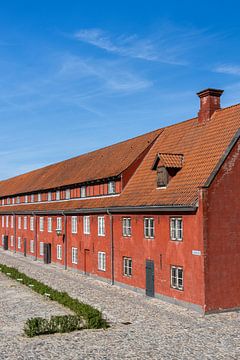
[63,212,67,270]
[107,209,114,285]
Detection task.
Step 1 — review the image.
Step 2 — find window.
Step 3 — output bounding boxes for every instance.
[11,216,14,228]
[10,235,14,247]
[12,197,15,205]
[17,237,21,249]
[39,217,44,232]
[56,217,62,231]
[6,215,9,228]
[122,217,131,237]
[56,190,60,201]
[31,194,34,203]
[108,181,116,194]
[30,240,34,253]
[98,216,105,236]
[98,252,106,271]
[71,216,77,234]
[80,186,86,198]
[25,195,28,203]
[144,218,154,239]
[65,189,70,200]
[83,216,90,234]
[2,199,4,206]
[57,244,62,260]
[1,216,4,228]
[48,192,52,201]
[16,196,20,204]
[24,216,27,230]
[18,216,21,230]
[7,198,10,205]
[30,216,34,231]
[38,193,42,202]
[123,257,132,277]
[39,242,44,256]
[171,266,183,290]
[48,217,52,232]
[157,166,169,188]
[72,247,78,264]
[170,218,183,241]
[1,234,4,245]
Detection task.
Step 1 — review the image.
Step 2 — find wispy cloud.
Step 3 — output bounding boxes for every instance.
[214,64,240,75]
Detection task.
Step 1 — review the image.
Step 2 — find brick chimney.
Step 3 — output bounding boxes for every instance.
[197,88,224,124]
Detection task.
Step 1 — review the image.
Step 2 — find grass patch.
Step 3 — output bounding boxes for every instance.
[0,263,108,337]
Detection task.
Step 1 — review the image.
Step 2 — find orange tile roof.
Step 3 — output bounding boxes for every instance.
[0,102,239,212]
[152,153,184,169]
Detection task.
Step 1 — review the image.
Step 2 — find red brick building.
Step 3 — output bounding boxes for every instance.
[0,88,239,313]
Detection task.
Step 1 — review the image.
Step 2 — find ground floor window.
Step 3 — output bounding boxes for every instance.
[17,237,21,249]
[98,252,106,271]
[1,234,4,245]
[72,247,78,264]
[57,244,62,260]
[30,240,34,253]
[10,235,14,247]
[123,257,132,277]
[171,266,183,290]
[39,242,44,256]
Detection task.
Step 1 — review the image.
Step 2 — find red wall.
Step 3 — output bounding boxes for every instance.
[205,139,240,311]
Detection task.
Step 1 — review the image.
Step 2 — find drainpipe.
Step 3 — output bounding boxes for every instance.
[107,209,114,285]
[63,212,67,270]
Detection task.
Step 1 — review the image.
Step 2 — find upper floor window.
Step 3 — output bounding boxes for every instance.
[83,216,90,235]
[80,186,86,198]
[122,217,131,237]
[39,217,44,232]
[16,196,20,204]
[7,198,10,205]
[98,216,105,236]
[56,217,62,231]
[171,266,183,290]
[12,197,15,205]
[31,194,34,203]
[71,216,77,234]
[2,199,4,206]
[56,190,60,201]
[48,217,52,232]
[170,218,183,241]
[48,192,52,201]
[144,218,154,239]
[108,181,116,194]
[65,189,70,200]
[38,193,42,202]
[25,195,28,203]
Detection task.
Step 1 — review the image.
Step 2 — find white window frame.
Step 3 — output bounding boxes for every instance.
[16,196,20,204]
[39,242,44,256]
[10,235,14,247]
[108,181,116,194]
[171,266,184,290]
[1,216,4,228]
[98,216,105,236]
[170,218,183,241]
[11,215,14,228]
[30,216,34,231]
[18,216,21,230]
[57,244,62,260]
[1,234,4,245]
[122,217,131,237]
[65,189,70,200]
[39,217,44,232]
[123,257,132,277]
[71,216,77,234]
[2,199,4,206]
[83,216,90,235]
[25,195,28,203]
[30,240,34,253]
[48,192,52,201]
[38,193,42,202]
[31,194,34,203]
[6,215,9,228]
[7,198,10,205]
[56,190,60,201]
[48,217,52,232]
[144,218,154,239]
[80,186,86,198]
[24,216,27,230]
[98,252,106,271]
[56,217,62,231]
[12,197,15,205]
[72,247,78,264]
[17,237,21,249]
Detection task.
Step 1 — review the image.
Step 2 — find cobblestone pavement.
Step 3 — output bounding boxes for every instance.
[0,249,239,360]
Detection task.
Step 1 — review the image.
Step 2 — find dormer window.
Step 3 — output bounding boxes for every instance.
[108,181,116,194]
[152,153,183,189]
[157,166,169,188]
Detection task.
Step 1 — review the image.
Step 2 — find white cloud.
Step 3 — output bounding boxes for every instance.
[214,64,240,75]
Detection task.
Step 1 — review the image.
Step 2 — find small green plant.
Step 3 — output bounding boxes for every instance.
[0,263,108,336]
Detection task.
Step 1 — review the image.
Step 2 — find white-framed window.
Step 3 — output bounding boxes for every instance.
[56,217,62,231]
[83,216,90,234]
[17,237,21,249]
[7,198,10,205]
[30,240,34,253]
[122,217,131,237]
[56,190,60,201]
[39,217,44,232]
[144,218,154,239]
[48,192,52,201]
[80,186,86,198]
[31,194,34,203]
[65,189,70,200]
[98,252,106,271]
[48,217,52,232]
[18,216,21,230]
[170,218,183,241]
[10,235,14,247]
[24,216,27,230]
[71,216,77,234]
[12,197,15,205]
[123,257,132,277]
[11,215,14,228]
[171,266,183,290]
[30,216,34,231]
[39,241,44,256]
[6,215,9,228]
[57,244,62,260]
[16,196,20,204]
[1,216,4,228]
[98,216,105,236]
[1,234,4,245]
[38,193,42,202]
[2,199,5,206]
[25,195,28,203]
[72,247,78,264]
[108,181,116,194]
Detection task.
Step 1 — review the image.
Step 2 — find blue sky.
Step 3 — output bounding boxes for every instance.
[0,0,240,179]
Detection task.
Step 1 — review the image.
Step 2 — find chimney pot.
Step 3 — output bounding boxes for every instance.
[197,88,224,124]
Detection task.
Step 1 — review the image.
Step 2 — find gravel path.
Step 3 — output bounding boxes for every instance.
[0,249,239,359]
